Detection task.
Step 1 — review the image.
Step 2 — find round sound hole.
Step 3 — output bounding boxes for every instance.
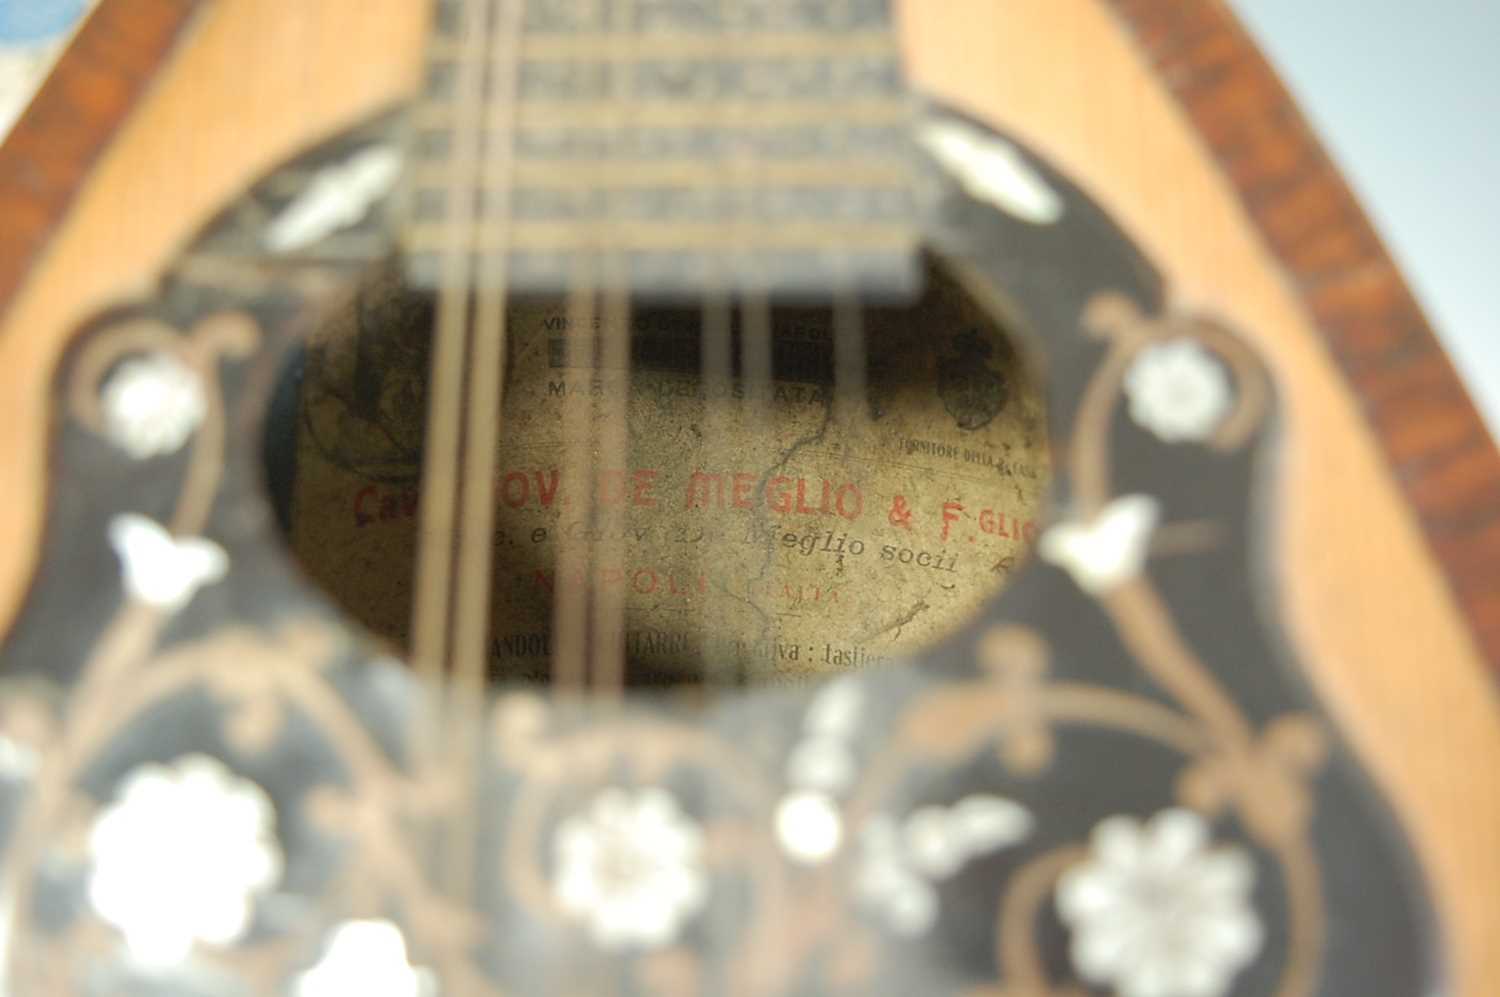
[262,259,1050,688]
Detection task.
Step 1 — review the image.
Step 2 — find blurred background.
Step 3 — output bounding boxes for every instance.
[1232,1,1500,435]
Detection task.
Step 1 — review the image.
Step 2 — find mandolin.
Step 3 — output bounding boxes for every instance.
[0,1,1497,994]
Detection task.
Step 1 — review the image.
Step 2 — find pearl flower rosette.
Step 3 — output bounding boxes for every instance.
[551,786,709,951]
[99,352,208,460]
[1056,809,1263,997]
[1123,339,1233,445]
[86,754,283,965]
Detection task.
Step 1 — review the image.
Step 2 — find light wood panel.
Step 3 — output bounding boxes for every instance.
[0,1,1494,991]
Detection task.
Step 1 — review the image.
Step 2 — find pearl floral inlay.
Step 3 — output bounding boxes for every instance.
[293,920,437,997]
[1039,495,1160,595]
[266,144,404,253]
[1057,809,1263,997]
[553,787,708,950]
[919,119,1064,225]
[856,816,937,937]
[857,795,1033,937]
[775,790,844,865]
[774,676,868,866]
[87,754,283,964]
[904,795,1033,879]
[108,514,229,611]
[100,352,206,459]
[1125,339,1234,444]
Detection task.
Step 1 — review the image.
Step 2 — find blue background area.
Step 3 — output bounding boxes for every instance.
[0,0,88,45]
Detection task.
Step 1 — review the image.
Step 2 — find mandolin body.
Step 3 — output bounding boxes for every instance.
[0,2,1496,994]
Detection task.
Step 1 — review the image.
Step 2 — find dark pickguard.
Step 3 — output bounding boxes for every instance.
[0,99,1436,997]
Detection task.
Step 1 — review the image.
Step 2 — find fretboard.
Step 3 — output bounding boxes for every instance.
[402,0,921,300]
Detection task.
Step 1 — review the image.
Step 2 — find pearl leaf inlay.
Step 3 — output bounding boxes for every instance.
[1039,495,1161,595]
[108,514,229,611]
[265,145,404,254]
[919,119,1064,225]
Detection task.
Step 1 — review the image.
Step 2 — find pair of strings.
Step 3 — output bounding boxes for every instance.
[549,280,634,697]
[550,271,596,694]
[410,0,485,714]
[409,0,526,895]
[693,12,739,690]
[545,0,870,694]
[704,3,788,689]
[550,1,636,699]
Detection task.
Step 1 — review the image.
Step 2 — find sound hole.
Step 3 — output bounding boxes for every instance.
[262,260,1049,689]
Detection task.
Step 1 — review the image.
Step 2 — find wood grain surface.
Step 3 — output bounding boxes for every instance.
[0,0,1496,992]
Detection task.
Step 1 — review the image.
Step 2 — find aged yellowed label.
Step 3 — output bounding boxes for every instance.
[288,267,1048,685]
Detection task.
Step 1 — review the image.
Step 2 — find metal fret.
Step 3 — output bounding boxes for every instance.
[417,158,911,189]
[429,30,899,61]
[414,98,912,130]
[405,221,915,251]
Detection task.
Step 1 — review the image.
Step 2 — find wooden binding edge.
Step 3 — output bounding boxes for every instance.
[0,0,205,322]
[1104,0,1500,673]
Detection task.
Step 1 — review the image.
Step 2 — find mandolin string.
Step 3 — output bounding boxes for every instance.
[447,0,528,899]
[699,284,732,688]
[552,266,598,694]
[451,0,525,720]
[833,282,867,438]
[410,0,490,774]
[831,8,875,443]
[554,11,620,699]
[731,0,785,690]
[825,276,866,676]
[699,2,753,690]
[551,0,623,697]
[588,0,638,699]
[739,290,773,687]
[590,284,631,696]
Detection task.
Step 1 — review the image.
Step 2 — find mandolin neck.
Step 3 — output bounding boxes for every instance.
[401,0,922,300]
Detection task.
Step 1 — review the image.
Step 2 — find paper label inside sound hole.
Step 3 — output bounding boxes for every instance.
[283,264,1049,686]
